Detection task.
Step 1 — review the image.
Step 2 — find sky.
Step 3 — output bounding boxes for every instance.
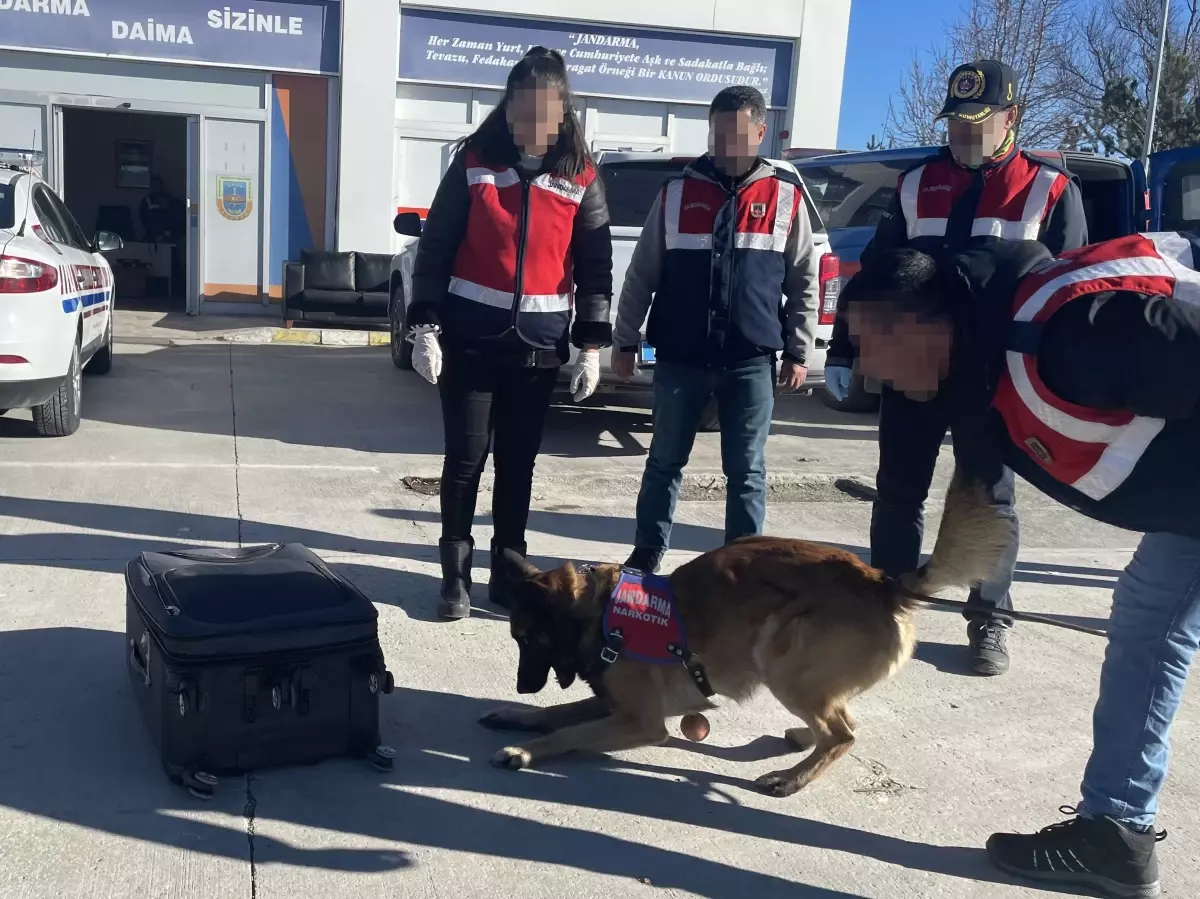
[835,0,963,150]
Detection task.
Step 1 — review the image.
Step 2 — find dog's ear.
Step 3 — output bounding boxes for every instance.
[535,562,583,603]
[553,660,577,690]
[498,548,539,581]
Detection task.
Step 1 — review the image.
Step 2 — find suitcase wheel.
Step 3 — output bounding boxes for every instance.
[184,769,219,800]
[370,745,396,772]
[368,670,395,696]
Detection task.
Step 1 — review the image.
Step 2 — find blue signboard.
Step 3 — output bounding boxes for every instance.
[0,0,340,74]
[399,8,793,108]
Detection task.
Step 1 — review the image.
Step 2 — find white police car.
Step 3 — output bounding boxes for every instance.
[0,161,122,437]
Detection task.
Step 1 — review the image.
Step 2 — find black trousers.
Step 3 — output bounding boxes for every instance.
[437,351,558,549]
[870,384,1019,623]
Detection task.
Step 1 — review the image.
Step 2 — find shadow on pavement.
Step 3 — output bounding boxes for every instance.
[5,341,887,459]
[0,626,1016,898]
[52,342,655,459]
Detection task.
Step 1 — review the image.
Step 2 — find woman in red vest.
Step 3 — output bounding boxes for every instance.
[405,48,614,621]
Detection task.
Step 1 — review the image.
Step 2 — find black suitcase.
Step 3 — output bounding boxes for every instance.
[125,543,395,798]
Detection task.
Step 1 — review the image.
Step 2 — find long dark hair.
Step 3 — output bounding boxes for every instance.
[457,47,592,178]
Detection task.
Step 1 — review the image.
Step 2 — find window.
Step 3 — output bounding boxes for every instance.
[598,159,825,232]
[45,187,90,250]
[0,181,13,230]
[32,187,70,245]
[1160,161,1200,231]
[796,161,909,230]
[599,160,687,228]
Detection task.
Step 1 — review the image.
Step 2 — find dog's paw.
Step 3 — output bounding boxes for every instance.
[754,770,803,798]
[479,707,544,732]
[491,746,533,770]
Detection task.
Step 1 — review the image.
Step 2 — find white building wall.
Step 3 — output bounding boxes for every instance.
[335,0,401,254]
[789,0,850,148]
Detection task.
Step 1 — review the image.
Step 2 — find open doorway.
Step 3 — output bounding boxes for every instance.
[60,107,189,312]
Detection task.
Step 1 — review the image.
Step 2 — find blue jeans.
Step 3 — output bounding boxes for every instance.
[1080,531,1200,829]
[633,358,775,554]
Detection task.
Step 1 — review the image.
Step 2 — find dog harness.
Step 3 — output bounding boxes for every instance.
[594,568,714,698]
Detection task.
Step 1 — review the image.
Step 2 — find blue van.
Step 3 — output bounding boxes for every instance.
[787,145,1192,410]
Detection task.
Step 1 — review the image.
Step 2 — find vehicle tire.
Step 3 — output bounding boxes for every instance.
[86,311,114,375]
[819,371,880,414]
[390,286,413,371]
[33,340,82,437]
[698,398,720,432]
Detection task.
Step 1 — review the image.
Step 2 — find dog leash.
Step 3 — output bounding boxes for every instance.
[891,581,1108,638]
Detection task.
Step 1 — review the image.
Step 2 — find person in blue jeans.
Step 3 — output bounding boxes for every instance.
[845,234,1200,898]
[610,85,820,573]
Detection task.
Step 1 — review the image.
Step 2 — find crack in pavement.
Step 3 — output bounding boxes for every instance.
[244,773,259,898]
[228,345,244,547]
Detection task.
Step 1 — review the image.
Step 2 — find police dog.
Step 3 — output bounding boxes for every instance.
[479,475,1013,796]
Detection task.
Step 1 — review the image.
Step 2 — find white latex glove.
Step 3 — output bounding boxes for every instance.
[409,325,442,385]
[570,349,601,403]
[825,365,852,402]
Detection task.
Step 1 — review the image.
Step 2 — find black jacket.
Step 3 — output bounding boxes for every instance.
[951,240,1200,538]
[407,150,613,365]
[828,147,1088,368]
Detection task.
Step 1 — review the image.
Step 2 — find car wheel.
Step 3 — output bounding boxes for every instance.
[390,287,413,371]
[698,398,720,432]
[86,312,114,375]
[819,371,880,414]
[33,339,82,437]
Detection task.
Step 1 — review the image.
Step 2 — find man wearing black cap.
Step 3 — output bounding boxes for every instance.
[824,59,1088,676]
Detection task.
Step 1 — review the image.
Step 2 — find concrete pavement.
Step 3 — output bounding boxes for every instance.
[0,336,1194,899]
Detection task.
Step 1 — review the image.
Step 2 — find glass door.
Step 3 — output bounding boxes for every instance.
[200,118,263,310]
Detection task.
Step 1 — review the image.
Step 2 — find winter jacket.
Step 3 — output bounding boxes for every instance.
[613,155,820,368]
[407,148,613,366]
[828,146,1088,369]
[950,234,1200,538]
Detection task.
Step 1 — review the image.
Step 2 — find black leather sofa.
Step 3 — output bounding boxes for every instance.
[282,250,391,325]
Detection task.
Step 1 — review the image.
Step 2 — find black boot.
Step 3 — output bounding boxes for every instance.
[987,808,1165,898]
[967,619,1011,676]
[624,547,664,574]
[489,540,527,610]
[438,539,473,621]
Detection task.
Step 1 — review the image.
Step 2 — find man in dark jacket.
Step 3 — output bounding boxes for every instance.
[611,85,820,573]
[844,233,1200,899]
[826,59,1089,676]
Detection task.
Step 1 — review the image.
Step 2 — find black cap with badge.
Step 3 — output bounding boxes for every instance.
[937,60,1019,123]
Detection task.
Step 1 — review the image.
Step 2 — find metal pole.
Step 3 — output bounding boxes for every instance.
[1141,0,1172,171]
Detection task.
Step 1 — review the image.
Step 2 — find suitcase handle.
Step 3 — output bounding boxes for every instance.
[129,637,151,687]
[163,544,283,564]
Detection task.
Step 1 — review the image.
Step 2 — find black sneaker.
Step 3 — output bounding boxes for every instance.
[967,620,1010,676]
[624,547,663,574]
[987,808,1166,898]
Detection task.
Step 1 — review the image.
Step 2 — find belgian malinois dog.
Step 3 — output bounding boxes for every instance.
[479,475,1013,796]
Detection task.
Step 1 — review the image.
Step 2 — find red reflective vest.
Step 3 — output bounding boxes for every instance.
[648,166,802,362]
[445,151,595,348]
[993,232,1200,500]
[898,152,1070,242]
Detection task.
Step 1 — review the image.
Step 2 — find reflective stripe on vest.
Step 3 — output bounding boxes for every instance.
[898,156,1066,242]
[662,176,797,252]
[994,232,1200,500]
[447,276,571,313]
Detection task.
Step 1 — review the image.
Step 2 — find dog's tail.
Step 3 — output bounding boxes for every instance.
[899,471,1016,598]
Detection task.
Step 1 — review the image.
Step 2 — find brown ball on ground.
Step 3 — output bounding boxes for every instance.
[680,713,710,742]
